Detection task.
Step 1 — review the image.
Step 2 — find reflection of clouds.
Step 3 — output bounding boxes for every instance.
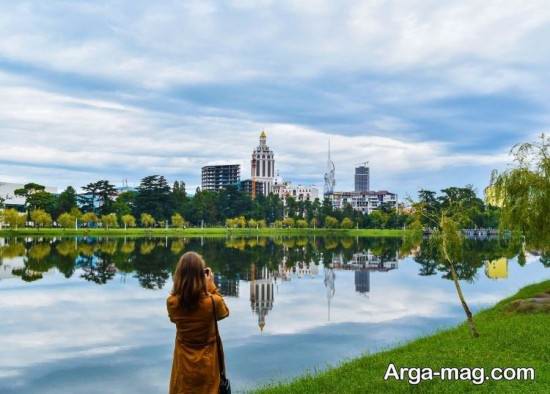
[0,274,172,382]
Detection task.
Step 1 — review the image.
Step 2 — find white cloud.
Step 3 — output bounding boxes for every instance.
[0,79,510,192]
[0,1,546,195]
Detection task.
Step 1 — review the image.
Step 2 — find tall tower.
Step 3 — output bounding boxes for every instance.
[324,139,336,196]
[251,130,275,195]
[354,162,370,192]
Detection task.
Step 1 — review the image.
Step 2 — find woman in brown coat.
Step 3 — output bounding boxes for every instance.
[167,252,229,394]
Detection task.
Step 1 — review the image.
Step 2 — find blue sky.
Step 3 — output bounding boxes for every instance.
[0,0,548,198]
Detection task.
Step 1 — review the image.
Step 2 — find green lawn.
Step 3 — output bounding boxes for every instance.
[256,280,550,393]
[0,227,408,238]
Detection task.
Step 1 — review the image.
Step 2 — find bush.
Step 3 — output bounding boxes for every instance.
[121,214,136,229]
[325,216,339,228]
[282,217,295,228]
[81,212,98,226]
[140,213,156,228]
[30,209,53,228]
[57,212,75,229]
[341,217,354,229]
[100,213,118,229]
[171,213,186,228]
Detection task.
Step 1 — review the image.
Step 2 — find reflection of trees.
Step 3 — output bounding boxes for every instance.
[120,241,136,255]
[414,238,516,281]
[170,239,186,255]
[132,239,171,289]
[79,255,116,284]
[0,242,26,259]
[139,241,157,255]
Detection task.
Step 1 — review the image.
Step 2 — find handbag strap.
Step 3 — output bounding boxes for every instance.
[210,296,226,377]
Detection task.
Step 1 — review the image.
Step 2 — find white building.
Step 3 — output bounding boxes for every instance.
[251,131,275,195]
[272,176,319,205]
[0,182,57,208]
[329,190,397,214]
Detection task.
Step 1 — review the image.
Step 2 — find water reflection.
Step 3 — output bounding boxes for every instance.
[1,236,544,333]
[0,236,544,290]
[0,236,548,393]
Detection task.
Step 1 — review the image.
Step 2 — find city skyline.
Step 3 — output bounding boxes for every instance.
[1,1,548,199]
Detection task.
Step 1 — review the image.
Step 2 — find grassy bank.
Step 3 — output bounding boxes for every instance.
[0,227,408,238]
[257,280,550,393]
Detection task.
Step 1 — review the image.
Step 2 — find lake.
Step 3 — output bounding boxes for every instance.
[0,236,548,393]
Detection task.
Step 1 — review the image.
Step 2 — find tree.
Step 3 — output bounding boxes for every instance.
[57,212,75,229]
[112,191,136,217]
[80,180,118,214]
[3,208,25,229]
[30,209,52,229]
[100,213,118,229]
[136,176,172,221]
[172,181,188,214]
[81,212,99,227]
[310,217,319,229]
[325,216,339,228]
[282,217,295,228]
[491,133,549,251]
[141,213,156,228]
[14,183,56,214]
[295,219,308,228]
[433,216,479,337]
[247,218,258,228]
[171,213,186,229]
[341,217,354,229]
[121,214,136,229]
[56,186,77,215]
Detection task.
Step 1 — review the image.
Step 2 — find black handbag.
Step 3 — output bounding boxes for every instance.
[211,296,231,394]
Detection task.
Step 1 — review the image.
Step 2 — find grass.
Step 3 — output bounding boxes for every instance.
[256,280,550,393]
[0,227,408,238]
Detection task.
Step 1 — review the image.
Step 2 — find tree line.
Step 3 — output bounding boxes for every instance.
[1,174,502,230]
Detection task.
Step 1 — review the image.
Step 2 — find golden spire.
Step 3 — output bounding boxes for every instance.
[260,130,266,139]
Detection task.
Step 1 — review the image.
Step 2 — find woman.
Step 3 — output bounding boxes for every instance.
[167,252,229,394]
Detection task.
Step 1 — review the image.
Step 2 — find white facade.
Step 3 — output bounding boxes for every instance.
[0,182,57,208]
[272,178,319,204]
[330,190,397,214]
[251,131,275,195]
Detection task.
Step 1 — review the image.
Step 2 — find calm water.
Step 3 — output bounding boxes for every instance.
[0,236,548,393]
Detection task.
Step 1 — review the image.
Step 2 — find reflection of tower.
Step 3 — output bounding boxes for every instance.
[354,270,370,294]
[250,265,274,332]
[324,268,335,321]
[324,139,336,196]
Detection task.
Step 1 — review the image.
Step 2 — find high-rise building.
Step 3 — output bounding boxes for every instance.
[354,163,370,192]
[251,131,275,196]
[201,164,240,191]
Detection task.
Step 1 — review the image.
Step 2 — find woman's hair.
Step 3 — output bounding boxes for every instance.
[171,252,208,310]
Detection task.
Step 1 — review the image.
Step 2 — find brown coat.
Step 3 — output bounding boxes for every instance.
[167,282,229,394]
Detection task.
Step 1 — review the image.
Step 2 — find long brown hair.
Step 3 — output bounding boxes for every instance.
[171,252,208,310]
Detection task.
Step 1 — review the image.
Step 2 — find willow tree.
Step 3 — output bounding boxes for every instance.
[491,133,549,252]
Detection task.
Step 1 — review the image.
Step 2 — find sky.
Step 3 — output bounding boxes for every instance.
[0,0,549,199]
